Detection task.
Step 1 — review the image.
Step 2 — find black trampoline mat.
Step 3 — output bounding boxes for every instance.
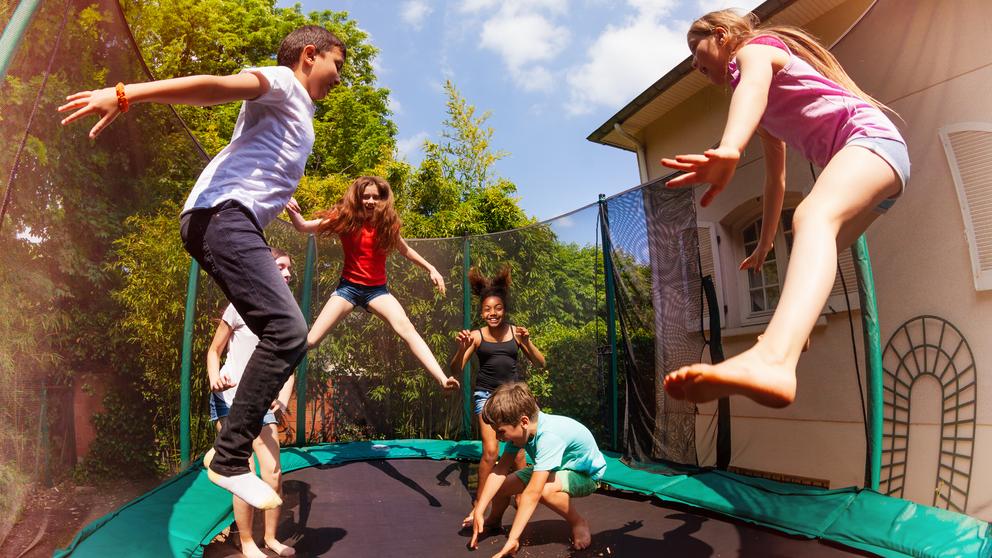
[203,458,873,557]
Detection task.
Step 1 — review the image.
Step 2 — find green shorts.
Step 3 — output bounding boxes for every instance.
[515,467,600,498]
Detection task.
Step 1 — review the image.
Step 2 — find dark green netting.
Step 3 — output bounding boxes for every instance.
[54,440,992,558]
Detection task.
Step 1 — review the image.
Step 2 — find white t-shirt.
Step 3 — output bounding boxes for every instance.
[182,65,316,228]
[217,303,259,406]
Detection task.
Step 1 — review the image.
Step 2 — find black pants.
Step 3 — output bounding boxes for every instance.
[180,201,307,476]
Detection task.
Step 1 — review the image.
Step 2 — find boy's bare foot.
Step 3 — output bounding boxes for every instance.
[663,345,797,408]
[204,449,283,510]
[571,517,592,550]
[265,538,296,556]
[238,538,267,558]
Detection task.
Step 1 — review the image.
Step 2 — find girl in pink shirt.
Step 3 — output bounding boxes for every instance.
[287,176,459,391]
[663,9,909,408]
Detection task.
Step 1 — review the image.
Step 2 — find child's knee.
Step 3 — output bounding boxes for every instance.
[480,448,499,466]
[286,317,309,351]
[263,468,281,489]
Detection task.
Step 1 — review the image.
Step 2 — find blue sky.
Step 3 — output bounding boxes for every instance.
[279,0,760,221]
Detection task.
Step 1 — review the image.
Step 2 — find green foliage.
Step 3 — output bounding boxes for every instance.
[74,387,160,480]
[398,81,529,238]
[1,0,613,484]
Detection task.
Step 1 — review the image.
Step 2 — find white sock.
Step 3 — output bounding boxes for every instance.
[203,449,282,510]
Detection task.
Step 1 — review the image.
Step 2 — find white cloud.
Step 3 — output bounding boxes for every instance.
[397,131,431,161]
[565,20,688,115]
[563,0,689,115]
[400,1,433,29]
[475,3,570,92]
[460,0,566,15]
[387,97,402,115]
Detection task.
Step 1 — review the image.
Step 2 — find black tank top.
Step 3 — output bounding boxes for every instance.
[475,326,520,392]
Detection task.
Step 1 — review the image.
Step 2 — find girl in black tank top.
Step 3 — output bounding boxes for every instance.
[449,266,546,527]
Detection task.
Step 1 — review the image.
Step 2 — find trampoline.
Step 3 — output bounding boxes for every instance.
[3,2,991,558]
[55,440,989,558]
[202,458,867,558]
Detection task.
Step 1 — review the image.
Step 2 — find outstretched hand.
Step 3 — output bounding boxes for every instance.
[441,376,461,391]
[285,197,302,215]
[739,242,772,271]
[661,146,741,207]
[457,329,475,351]
[58,87,121,139]
[468,509,486,550]
[429,268,447,296]
[210,372,236,392]
[514,326,531,344]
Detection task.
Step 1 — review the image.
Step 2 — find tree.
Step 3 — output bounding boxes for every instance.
[400,81,529,238]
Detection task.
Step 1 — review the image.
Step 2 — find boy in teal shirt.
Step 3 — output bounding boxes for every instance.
[469,382,607,556]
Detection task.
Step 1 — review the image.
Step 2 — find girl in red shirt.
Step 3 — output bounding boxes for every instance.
[286,176,459,391]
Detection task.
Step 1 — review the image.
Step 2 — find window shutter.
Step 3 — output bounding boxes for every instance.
[697,223,723,327]
[940,124,992,291]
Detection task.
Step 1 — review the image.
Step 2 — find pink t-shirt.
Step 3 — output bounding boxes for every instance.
[729,35,904,167]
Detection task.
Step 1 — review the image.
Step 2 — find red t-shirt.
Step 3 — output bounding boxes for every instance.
[340,224,388,286]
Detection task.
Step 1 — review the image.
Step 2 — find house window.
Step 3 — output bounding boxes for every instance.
[741,209,794,318]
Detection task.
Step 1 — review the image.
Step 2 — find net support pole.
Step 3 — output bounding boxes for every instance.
[599,195,619,451]
[461,237,472,439]
[295,234,317,446]
[0,0,42,81]
[179,260,201,469]
[853,235,883,489]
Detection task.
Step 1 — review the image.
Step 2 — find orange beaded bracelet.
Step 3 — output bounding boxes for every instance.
[115,82,129,113]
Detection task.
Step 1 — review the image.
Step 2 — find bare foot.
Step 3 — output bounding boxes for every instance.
[758,333,810,352]
[571,517,591,550]
[265,538,296,556]
[663,345,797,407]
[239,538,267,558]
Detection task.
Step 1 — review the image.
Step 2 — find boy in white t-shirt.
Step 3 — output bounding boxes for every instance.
[207,247,295,558]
[60,26,346,509]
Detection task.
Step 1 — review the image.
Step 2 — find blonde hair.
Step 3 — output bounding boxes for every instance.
[481,382,539,427]
[690,9,890,112]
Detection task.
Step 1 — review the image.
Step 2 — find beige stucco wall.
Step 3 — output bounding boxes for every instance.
[633,0,992,519]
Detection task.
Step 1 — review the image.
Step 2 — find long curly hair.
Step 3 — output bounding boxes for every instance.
[690,9,891,113]
[468,265,512,310]
[314,176,401,252]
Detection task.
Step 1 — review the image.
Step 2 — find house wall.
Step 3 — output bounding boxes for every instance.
[634,0,992,519]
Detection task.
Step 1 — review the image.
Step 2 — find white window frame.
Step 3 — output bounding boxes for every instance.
[939,122,992,291]
[734,210,795,326]
[720,200,860,329]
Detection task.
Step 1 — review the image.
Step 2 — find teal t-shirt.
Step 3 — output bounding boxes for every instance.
[505,412,607,480]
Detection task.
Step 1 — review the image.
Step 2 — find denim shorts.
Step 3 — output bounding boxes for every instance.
[845,137,911,214]
[332,278,390,310]
[515,467,600,498]
[210,393,278,426]
[473,389,493,416]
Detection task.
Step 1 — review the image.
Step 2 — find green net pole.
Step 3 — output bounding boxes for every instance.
[599,195,619,451]
[295,235,317,446]
[0,0,42,81]
[179,260,200,468]
[461,237,472,439]
[852,235,883,489]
